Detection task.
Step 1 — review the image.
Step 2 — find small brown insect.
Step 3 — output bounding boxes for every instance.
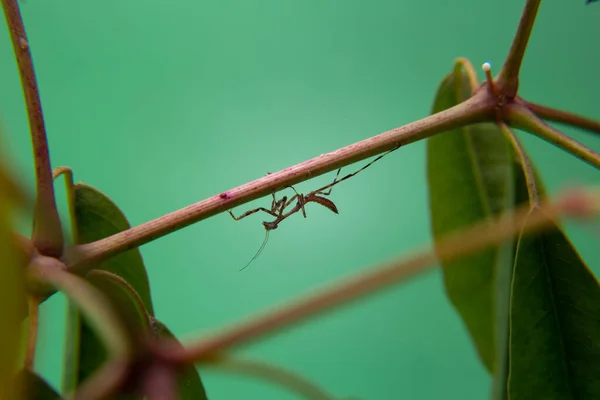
[229,145,401,270]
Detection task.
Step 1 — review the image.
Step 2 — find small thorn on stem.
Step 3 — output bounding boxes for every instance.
[482,62,496,95]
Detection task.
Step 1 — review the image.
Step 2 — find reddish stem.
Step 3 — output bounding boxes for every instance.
[524,101,600,137]
[1,0,63,256]
[496,0,542,96]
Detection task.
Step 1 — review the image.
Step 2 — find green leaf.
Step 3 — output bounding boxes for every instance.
[426,67,515,373]
[86,270,150,336]
[0,156,27,400]
[64,183,154,394]
[508,209,600,399]
[16,370,62,400]
[68,270,208,399]
[75,270,149,400]
[150,319,209,400]
[73,183,153,312]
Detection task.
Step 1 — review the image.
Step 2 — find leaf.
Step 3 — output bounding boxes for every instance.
[508,209,600,399]
[69,270,208,399]
[0,154,27,400]
[74,183,153,312]
[150,319,209,400]
[86,270,151,336]
[426,67,515,373]
[16,370,62,400]
[75,270,150,400]
[64,183,154,394]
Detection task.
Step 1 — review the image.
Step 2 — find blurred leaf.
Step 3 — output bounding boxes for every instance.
[64,183,154,395]
[0,153,27,400]
[16,370,62,399]
[76,270,150,400]
[68,269,208,399]
[150,319,209,400]
[509,209,600,399]
[426,67,515,373]
[86,270,150,336]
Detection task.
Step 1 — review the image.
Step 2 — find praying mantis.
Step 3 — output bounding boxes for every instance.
[229,145,401,270]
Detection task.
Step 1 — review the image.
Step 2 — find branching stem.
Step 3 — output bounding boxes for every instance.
[506,103,600,170]
[65,91,496,272]
[525,101,600,137]
[1,0,63,256]
[496,0,542,96]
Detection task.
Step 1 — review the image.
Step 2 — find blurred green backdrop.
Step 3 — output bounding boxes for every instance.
[1,1,599,399]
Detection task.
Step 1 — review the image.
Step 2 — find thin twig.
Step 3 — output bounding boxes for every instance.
[70,359,129,400]
[506,103,600,170]
[1,0,63,257]
[53,167,79,244]
[65,91,496,272]
[142,361,177,400]
[524,101,600,137]
[499,123,540,206]
[157,187,599,363]
[496,0,542,96]
[29,259,130,359]
[205,355,338,400]
[24,297,39,370]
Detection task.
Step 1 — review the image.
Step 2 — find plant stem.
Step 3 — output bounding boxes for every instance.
[524,101,600,136]
[24,297,39,370]
[506,103,600,170]
[30,260,130,359]
[53,167,79,244]
[142,362,176,400]
[1,0,63,257]
[205,356,337,400]
[159,188,598,363]
[70,359,129,400]
[65,91,496,272]
[496,0,542,96]
[499,123,540,206]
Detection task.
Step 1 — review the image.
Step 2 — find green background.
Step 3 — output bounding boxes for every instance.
[1,1,599,398]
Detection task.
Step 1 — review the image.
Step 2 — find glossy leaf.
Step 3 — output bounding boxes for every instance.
[426,67,515,373]
[508,209,600,399]
[0,155,27,400]
[16,370,62,400]
[64,183,154,395]
[150,319,209,400]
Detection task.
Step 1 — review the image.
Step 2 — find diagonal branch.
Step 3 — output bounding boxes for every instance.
[506,102,600,170]
[524,101,600,136]
[1,0,63,256]
[157,187,599,363]
[496,0,542,96]
[30,260,130,359]
[64,91,496,272]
